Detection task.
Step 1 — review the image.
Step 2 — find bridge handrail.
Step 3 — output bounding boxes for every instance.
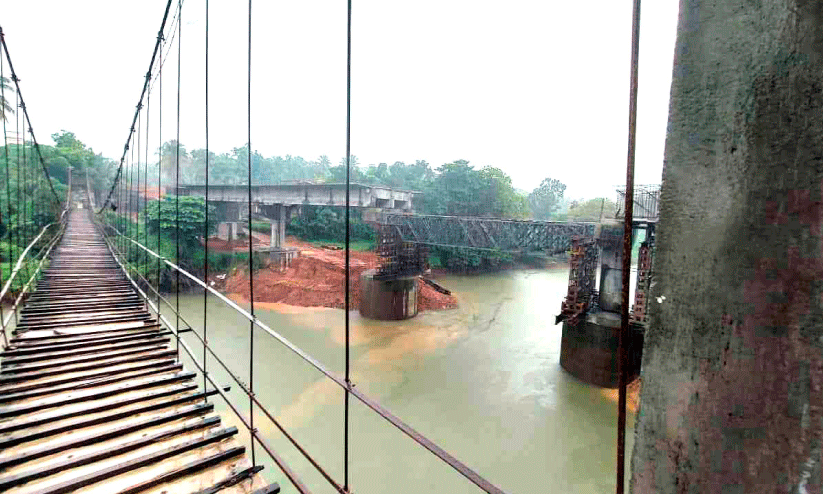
[0,211,68,347]
[97,218,508,494]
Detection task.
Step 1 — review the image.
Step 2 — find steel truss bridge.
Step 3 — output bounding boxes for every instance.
[379,213,597,254]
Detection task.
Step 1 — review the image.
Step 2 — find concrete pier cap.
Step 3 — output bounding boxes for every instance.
[359,269,418,320]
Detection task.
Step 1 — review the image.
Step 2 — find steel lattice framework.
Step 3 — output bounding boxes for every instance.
[380,214,597,254]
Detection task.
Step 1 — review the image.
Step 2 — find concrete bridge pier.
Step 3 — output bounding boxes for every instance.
[359,269,418,320]
[559,222,644,388]
[631,1,823,492]
[259,203,296,249]
[217,222,240,242]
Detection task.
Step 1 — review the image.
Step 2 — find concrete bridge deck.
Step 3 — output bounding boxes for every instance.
[0,209,276,494]
[176,183,417,211]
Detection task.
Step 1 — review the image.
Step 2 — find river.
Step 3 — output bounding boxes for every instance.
[160,266,635,494]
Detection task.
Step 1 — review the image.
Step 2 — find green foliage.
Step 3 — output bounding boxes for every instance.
[566,197,617,221]
[286,206,374,243]
[143,195,216,238]
[528,178,567,220]
[420,160,528,219]
[302,239,375,252]
[48,131,116,195]
[0,76,13,122]
[432,246,515,273]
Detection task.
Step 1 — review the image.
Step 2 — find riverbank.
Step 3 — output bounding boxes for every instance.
[220,236,458,312]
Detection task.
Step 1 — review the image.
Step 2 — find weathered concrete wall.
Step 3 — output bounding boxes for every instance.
[631,1,823,492]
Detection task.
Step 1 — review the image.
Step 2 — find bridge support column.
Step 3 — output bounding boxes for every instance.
[359,269,418,320]
[269,204,287,249]
[560,313,643,388]
[631,2,823,492]
[217,222,240,242]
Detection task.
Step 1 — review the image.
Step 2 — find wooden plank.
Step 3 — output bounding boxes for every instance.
[6,327,164,349]
[0,401,215,451]
[188,466,265,494]
[0,358,177,394]
[13,314,155,333]
[9,321,159,341]
[0,350,176,382]
[0,382,200,435]
[2,332,168,357]
[20,303,146,319]
[114,446,248,494]
[0,338,170,366]
[0,347,172,376]
[18,308,150,325]
[0,371,196,418]
[30,428,240,494]
[0,363,184,404]
[0,420,226,490]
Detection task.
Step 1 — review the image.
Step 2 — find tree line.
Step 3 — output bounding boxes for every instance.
[0,130,619,280]
[141,138,617,222]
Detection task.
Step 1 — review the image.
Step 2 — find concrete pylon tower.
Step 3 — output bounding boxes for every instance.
[631,1,823,492]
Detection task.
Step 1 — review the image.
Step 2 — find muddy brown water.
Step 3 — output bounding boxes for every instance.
[158,266,636,493]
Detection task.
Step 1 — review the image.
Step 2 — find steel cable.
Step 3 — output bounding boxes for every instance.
[157,34,164,324]
[343,0,352,490]
[246,0,256,467]
[175,0,182,360]
[616,0,641,493]
[1,54,12,295]
[96,0,175,213]
[144,89,151,309]
[203,0,210,401]
[0,53,8,347]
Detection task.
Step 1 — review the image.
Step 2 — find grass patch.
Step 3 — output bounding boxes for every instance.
[302,239,374,252]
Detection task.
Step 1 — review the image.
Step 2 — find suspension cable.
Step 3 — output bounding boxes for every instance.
[128,127,135,272]
[20,123,29,284]
[144,88,151,307]
[203,0,210,399]
[96,0,175,214]
[157,35,163,323]
[12,83,20,322]
[1,53,12,291]
[138,106,142,285]
[175,0,182,359]
[344,0,353,490]
[0,55,8,348]
[0,27,61,207]
[247,0,256,468]
[13,87,19,293]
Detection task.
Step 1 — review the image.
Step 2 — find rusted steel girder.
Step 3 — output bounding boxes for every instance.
[556,237,599,325]
[381,214,596,254]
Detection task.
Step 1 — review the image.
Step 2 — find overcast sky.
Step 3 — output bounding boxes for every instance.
[2,0,679,200]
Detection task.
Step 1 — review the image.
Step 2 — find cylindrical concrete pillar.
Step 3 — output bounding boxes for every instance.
[560,313,643,388]
[359,269,418,320]
[631,2,823,492]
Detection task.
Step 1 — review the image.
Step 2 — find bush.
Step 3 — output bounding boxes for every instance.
[287,206,375,243]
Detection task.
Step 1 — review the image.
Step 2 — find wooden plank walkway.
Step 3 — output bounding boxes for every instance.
[0,209,277,494]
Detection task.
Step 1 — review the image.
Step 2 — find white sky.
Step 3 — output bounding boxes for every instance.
[2,0,679,200]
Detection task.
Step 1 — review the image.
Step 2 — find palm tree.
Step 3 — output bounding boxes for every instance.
[0,76,13,122]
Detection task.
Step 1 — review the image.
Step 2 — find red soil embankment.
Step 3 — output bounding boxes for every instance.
[223,236,458,312]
